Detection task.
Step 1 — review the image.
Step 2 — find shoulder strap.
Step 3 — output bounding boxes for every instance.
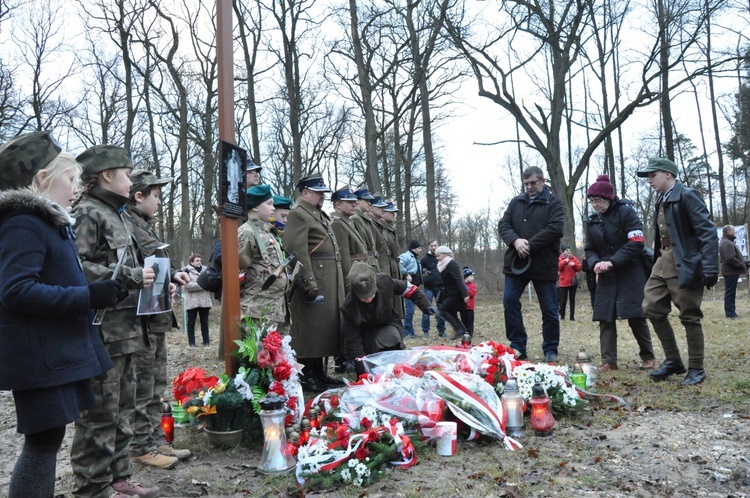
[247,220,269,264]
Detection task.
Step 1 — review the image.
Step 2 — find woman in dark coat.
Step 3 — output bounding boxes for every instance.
[434,246,469,340]
[584,175,656,373]
[0,132,115,498]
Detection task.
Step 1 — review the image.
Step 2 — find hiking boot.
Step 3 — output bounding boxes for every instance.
[681,368,707,386]
[157,444,191,460]
[639,359,656,370]
[599,363,618,373]
[111,479,160,498]
[131,450,178,469]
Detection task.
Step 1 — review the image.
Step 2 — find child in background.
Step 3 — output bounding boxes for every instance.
[461,267,477,335]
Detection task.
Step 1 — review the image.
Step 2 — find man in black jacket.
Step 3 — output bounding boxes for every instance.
[638,158,718,386]
[342,263,436,376]
[420,239,446,338]
[498,167,564,363]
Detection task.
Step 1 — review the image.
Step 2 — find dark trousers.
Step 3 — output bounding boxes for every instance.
[187,307,210,346]
[599,317,655,365]
[460,309,475,334]
[503,274,560,356]
[724,274,739,317]
[557,284,577,320]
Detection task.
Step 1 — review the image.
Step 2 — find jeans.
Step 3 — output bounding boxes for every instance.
[724,274,739,317]
[421,287,446,334]
[503,274,560,356]
[403,298,416,336]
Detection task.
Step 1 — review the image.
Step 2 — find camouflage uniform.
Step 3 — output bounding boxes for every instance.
[238,217,288,325]
[127,205,175,457]
[71,151,147,498]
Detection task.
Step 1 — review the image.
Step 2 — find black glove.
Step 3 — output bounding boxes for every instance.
[354,358,367,377]
[115,281,129,302]
[703,274,718,290]
[88,280,124,309]
[427,306,439,316]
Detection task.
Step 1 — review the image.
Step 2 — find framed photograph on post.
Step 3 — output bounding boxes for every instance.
[219,140,247,218]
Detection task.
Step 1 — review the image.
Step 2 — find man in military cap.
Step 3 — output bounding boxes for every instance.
[638,158,718,386]
[246,159,262,187]
[70,146,162,498]
[351,185,380,271]
[341,262,437,377]
[126,169,192,469]
[238,184,289,329]
[283,173,345,392]
[379,201,403,316]
[330,186,368,295]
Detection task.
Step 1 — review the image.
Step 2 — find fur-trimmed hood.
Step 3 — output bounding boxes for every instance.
[0,188,71,228]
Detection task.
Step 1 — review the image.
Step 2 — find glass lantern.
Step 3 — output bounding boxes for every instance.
[258,395,296,474]
[161,401,174,444]
[570,363,588,390]
[529,383,555,437]
[500,377,524,438]
[576,348,597,389]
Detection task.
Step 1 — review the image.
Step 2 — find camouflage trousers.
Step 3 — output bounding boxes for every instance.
[130,332,168,456]
[71,353,136,498]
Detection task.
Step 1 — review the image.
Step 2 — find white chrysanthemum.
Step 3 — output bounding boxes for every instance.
[355,462,370,477]
[340,468,352,482]
[353,476,364,486]
[348,458,358,468]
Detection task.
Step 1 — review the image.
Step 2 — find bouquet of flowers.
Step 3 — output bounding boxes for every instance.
[184,373,251,432]
[172,367,219,405]
[507,363,585,416]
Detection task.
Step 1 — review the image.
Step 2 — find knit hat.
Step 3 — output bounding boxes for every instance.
[586,174,615,200]
[435,246,452,256]
[77,145,133,176]
[347,262,377,300]
[246,184,273,208]
[560,244,570,252]
[0,131,62,190]
[409,239,421,250]
[463,267,475,278]
[636,157,679,178]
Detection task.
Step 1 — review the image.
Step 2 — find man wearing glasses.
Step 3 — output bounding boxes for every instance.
[498,166,565,363]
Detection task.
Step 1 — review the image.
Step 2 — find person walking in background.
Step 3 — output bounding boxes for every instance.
[434,246,469,340]
[461,267,477,336]
[584,174,656,373]
[498,166,564,363]
[638,158,718,386]
[399,239,423,338]
[184,253,213,346]
[0,132,115,498]
[557,245,581,321]
[70,145,159,498]
[420,239,447,338]
[719,225,747,319]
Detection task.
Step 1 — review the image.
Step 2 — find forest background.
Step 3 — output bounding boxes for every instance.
[0,0,748,294]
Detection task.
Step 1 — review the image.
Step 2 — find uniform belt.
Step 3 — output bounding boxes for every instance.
[368,250,379,258]
[351,253,368,261]
[661,236,671,247]
[310,252,341,261]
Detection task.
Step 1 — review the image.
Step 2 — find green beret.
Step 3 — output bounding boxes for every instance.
[346,262,377,300]
[247,184,272,209]
[76,145,133,177]
[0,131,62,190]
[636,157,679,178]
[273,194,293,210]
[130,169,172,194]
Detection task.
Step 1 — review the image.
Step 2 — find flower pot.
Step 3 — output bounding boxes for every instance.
[205,428,244,448]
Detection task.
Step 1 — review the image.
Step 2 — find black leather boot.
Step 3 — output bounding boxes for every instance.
[650,359,687,381]
[313,357,344,387]
[680,368,707,386]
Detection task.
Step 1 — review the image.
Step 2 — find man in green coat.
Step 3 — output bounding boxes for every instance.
[282,173,345,393]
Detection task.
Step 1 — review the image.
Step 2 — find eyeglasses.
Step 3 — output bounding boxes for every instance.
[588,198,608,205]
[523,179,542,187]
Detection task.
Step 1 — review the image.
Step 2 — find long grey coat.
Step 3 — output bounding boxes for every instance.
[283,199,345,358]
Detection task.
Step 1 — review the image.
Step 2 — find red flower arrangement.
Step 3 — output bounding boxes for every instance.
[172,367,219,405]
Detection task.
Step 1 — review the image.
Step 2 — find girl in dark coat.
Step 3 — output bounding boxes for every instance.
[435,246,469,340]
[584,175,656,373]
[0,132,116,497]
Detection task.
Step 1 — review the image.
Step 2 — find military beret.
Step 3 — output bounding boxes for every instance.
[0,131,62,190]
[247,184,273,209]
[273,194,293,210]
[76,145,133,176]
[636,157,679,178]
[346,262,377,300]
[353,185,374,200]
[296,172,330,192]
[130,169,172,194]
[331,186,358,203]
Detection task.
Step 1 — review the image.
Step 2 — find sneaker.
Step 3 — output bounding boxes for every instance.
[131,450,178,469]
[157,444,191,460]
[111,479,160,498]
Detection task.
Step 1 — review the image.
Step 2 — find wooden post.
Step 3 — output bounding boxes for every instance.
[217,0,240,376]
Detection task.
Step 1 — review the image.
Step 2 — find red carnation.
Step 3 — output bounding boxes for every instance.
[355,446,370,460]
[329,395,340,407]
[269,381,285,395]
[361,417,372,430]
[262,332,283,354]
[273,362,293,381]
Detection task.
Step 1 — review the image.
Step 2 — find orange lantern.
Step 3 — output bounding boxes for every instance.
[528,383,555,437]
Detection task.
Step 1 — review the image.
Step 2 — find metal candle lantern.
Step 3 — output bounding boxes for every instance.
[528,383,555,437]
[576,348,597,388]
[161,401,174,444]
[461,333,472,347]
[500,377,524,438]
[258,395,296,474]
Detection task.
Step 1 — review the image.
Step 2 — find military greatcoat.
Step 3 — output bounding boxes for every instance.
[238,217,288,324]
[282,199,344,358]
[331,212,368,293]
[380,220,403,316]
[351,210,380,271]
